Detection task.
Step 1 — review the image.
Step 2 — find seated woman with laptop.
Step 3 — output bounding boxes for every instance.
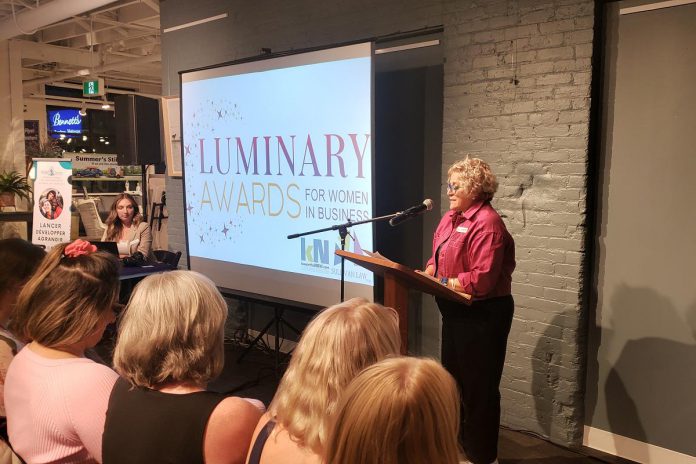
[101,193,153,262]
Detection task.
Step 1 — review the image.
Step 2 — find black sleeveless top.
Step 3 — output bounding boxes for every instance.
[102,377,228,464]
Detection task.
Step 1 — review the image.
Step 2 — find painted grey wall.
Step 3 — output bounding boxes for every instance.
[586,1,696,458]
[160,0,595,447]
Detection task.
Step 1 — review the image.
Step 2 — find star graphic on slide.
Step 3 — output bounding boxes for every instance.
[217,110,223,119]
[185,144,191,155]
[222,225,229,236]
[199,234,204,243]
[186,205,194,213]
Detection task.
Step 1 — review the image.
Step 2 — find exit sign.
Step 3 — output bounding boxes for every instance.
[83,78,105,96]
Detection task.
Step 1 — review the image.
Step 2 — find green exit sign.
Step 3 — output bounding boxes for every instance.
[83,78,105,96]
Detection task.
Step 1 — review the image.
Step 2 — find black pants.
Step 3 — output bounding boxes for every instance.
[437,295,514,464]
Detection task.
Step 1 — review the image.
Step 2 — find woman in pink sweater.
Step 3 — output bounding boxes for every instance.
[5,240,120,463]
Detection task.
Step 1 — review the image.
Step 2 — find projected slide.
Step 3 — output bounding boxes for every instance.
[182,43,373,307]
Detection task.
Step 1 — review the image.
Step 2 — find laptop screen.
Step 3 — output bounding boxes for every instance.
[92,241,119,257]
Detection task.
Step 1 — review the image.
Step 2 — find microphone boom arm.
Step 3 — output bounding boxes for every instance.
[286,213,397,240]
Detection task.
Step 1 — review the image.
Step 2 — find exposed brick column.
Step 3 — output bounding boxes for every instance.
[442,0,594,447]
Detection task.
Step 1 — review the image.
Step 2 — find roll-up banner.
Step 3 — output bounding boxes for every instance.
[30,158,72,250]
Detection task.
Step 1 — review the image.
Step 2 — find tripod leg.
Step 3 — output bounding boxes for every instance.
[275,308,281,373]
[236,317,274,363]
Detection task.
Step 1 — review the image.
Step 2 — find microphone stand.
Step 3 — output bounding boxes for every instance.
[287,213,399,302]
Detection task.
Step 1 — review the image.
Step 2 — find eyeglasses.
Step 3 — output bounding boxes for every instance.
[446,183,462,192]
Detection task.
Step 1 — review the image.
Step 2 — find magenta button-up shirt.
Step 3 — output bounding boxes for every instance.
[426,200,515,300]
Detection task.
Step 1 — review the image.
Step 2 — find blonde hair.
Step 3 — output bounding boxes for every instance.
[104,192,143,241]
[113,270,227,389]
[269,298,400,455]
[11,242,119,348]
[448,156,498,201]
[326,357,461,464]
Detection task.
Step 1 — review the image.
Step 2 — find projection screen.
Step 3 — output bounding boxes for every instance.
[181,42,374,308]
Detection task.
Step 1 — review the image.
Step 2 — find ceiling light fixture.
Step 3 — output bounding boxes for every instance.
[101,95,110,109]
[79,104,87,116]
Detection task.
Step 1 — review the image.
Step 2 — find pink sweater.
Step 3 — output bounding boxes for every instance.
[4,347,118,463]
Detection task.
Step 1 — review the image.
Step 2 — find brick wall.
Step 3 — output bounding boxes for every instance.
[161,0,595,447]
[442,0,594,446]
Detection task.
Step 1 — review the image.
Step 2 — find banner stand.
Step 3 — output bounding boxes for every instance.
[30,158,73,250]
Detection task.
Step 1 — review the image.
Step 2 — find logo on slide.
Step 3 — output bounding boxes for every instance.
[300,233,364,267]
[301,237,331,265]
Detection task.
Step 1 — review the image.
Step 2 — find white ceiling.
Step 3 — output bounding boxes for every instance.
[0,0,162,102]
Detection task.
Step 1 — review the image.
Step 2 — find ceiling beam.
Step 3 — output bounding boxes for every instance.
[17,39,159,73]
[17,39,96,67]
[49,81,161,99]
[23,53,160,87]
[38,13,158,45]
[0,0,118,41]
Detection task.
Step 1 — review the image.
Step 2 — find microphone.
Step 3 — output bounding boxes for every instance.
[389,199,433,226]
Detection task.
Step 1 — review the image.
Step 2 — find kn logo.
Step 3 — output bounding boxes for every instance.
[300,233,363,266]
[301,237,330,265]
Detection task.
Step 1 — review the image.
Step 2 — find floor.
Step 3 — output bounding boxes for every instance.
[207,340,636,464]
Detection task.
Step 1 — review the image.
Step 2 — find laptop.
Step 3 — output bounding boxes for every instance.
[92,241,119,257]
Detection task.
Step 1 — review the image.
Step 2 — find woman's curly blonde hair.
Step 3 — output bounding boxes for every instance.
[448,156,498,201]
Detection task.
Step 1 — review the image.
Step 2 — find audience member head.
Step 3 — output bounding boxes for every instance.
[269,297,401,455]
[113,270,227,389]
[0,238,46,325]
[11,239,120,352]
[326,357,461,464]
[105,192,142,240]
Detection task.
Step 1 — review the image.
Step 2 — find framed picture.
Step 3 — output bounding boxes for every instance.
[161,96,182,177]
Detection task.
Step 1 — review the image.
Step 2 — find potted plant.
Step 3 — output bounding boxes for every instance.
[0,171,32,208]
[25,138,63,172]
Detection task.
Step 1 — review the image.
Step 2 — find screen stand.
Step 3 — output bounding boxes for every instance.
[237,305,302,375]
[338,225,348,301]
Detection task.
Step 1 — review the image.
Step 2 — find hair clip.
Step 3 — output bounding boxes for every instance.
[64,239,97,258]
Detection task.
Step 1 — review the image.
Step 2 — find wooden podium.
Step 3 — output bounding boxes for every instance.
[336,250,470,353]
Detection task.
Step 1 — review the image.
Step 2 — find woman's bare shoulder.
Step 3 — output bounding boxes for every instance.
[204,396,264,464]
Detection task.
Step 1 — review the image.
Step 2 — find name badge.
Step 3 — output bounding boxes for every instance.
[456,226,468,233]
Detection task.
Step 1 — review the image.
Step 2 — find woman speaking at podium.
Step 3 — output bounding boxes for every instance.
[102,193,153,262]
[423,157,515,464]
